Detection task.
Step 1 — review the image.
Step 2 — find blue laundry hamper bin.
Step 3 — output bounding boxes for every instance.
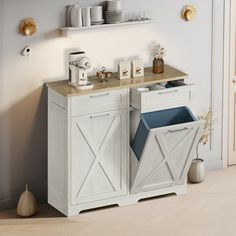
[132,107,197,160]
[130,106,203,193]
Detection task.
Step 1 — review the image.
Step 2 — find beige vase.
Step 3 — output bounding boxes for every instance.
[188,159,205,183]
[17,184,37,217]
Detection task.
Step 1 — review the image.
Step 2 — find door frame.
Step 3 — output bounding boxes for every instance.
[222,0,235,167]
[205,0,226,170]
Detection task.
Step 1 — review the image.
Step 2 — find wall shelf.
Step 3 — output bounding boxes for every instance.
[60,19,160,36]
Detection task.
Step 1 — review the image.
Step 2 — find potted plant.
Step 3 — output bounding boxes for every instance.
[188,109,213,183]
[151,44,166,74]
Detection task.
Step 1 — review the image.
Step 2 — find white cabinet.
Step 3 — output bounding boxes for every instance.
[48,80,198,216]
[70,110,128,205]
[48,88,129,216]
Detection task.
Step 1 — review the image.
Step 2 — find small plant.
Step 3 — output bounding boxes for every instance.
[188,109,212,183]
[196,109,213,159]
[151,44,166,59]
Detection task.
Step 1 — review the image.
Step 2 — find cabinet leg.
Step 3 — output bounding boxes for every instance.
[175,187,187,196]
[118,198,139,207]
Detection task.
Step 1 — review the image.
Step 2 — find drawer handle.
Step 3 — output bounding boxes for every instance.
[90,93,110,98]
[89,114,110,119]
[159,89,178,95]
[168,127,189,133]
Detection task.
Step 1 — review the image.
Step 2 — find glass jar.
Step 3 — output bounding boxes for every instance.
[153,58,164,74]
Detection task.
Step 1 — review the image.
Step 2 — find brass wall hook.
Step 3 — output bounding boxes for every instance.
[182,5,196,22]
[19,18,37,36]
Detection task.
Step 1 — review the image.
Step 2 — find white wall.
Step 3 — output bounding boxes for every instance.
[0,0,225,209]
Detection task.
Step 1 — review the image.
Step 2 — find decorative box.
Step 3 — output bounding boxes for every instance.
[118,62,131,80]
[132,59,144,78]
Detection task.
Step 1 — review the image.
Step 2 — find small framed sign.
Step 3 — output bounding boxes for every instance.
[132,59,144,78]
[118,62,131,80]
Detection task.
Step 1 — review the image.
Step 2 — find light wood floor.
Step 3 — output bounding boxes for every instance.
[1,166,236,236]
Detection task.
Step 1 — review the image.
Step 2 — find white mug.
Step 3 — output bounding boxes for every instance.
[91,6,103,22]
[70,4,82,27]
[82,7,91,27]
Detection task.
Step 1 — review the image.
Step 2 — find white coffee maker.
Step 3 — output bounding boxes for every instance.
[69,51,94,90]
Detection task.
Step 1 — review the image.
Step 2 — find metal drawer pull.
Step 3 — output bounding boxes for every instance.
[168,127,189,133]
[89,114,110,119]
[159,89,178,95]
[90,93,110,98]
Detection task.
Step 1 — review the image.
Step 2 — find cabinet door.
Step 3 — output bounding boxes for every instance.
[131,121,203,194]
[70,110,128,205]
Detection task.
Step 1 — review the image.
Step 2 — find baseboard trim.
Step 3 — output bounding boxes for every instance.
[0,195,47,211]
[0,183,47,211]
[0,198,19,211]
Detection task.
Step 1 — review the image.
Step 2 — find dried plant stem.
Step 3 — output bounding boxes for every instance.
[196,141,200,160]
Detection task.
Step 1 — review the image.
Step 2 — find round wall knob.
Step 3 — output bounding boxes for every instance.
[182,6,196,22]
[19,18,37,36]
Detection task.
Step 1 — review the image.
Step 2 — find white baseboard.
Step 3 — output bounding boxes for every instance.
[0,181,47,211]
[0,194,47,211]
[0,198,19,211]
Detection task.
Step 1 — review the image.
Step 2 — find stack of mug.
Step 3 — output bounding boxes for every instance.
[91,6,105,25]
[67,4,105,27]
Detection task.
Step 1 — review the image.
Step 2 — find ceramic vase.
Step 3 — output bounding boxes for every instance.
[188,159,205,183]
[17,184,37,217]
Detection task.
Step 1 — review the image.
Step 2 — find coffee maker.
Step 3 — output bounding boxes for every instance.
[69,51,94,89]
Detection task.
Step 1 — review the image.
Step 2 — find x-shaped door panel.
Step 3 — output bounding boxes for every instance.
[71,111,124,205]
[131,121,203,193]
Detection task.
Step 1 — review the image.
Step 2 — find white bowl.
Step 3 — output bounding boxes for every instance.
[137,87,150,93]
[91,20,105,25]
[150,84,165,91]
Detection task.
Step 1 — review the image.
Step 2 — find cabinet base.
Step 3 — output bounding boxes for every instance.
[49,184,187,217]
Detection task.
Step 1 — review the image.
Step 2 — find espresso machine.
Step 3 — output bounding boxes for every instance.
[69,51,94,90]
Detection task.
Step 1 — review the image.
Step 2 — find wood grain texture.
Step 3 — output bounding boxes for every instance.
[70,110,128,205]
[131,121,203,194]
[47,65,188,97]
[48,90,68,215]
[48,88,130,216]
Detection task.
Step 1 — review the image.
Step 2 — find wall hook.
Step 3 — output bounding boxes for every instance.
[19,18,37,36]
[182,5,196,22]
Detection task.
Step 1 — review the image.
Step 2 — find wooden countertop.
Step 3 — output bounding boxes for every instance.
[47,65,188,97]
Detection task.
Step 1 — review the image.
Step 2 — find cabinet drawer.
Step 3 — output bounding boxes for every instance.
[130,83,194,113]
[70,89,128,116]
